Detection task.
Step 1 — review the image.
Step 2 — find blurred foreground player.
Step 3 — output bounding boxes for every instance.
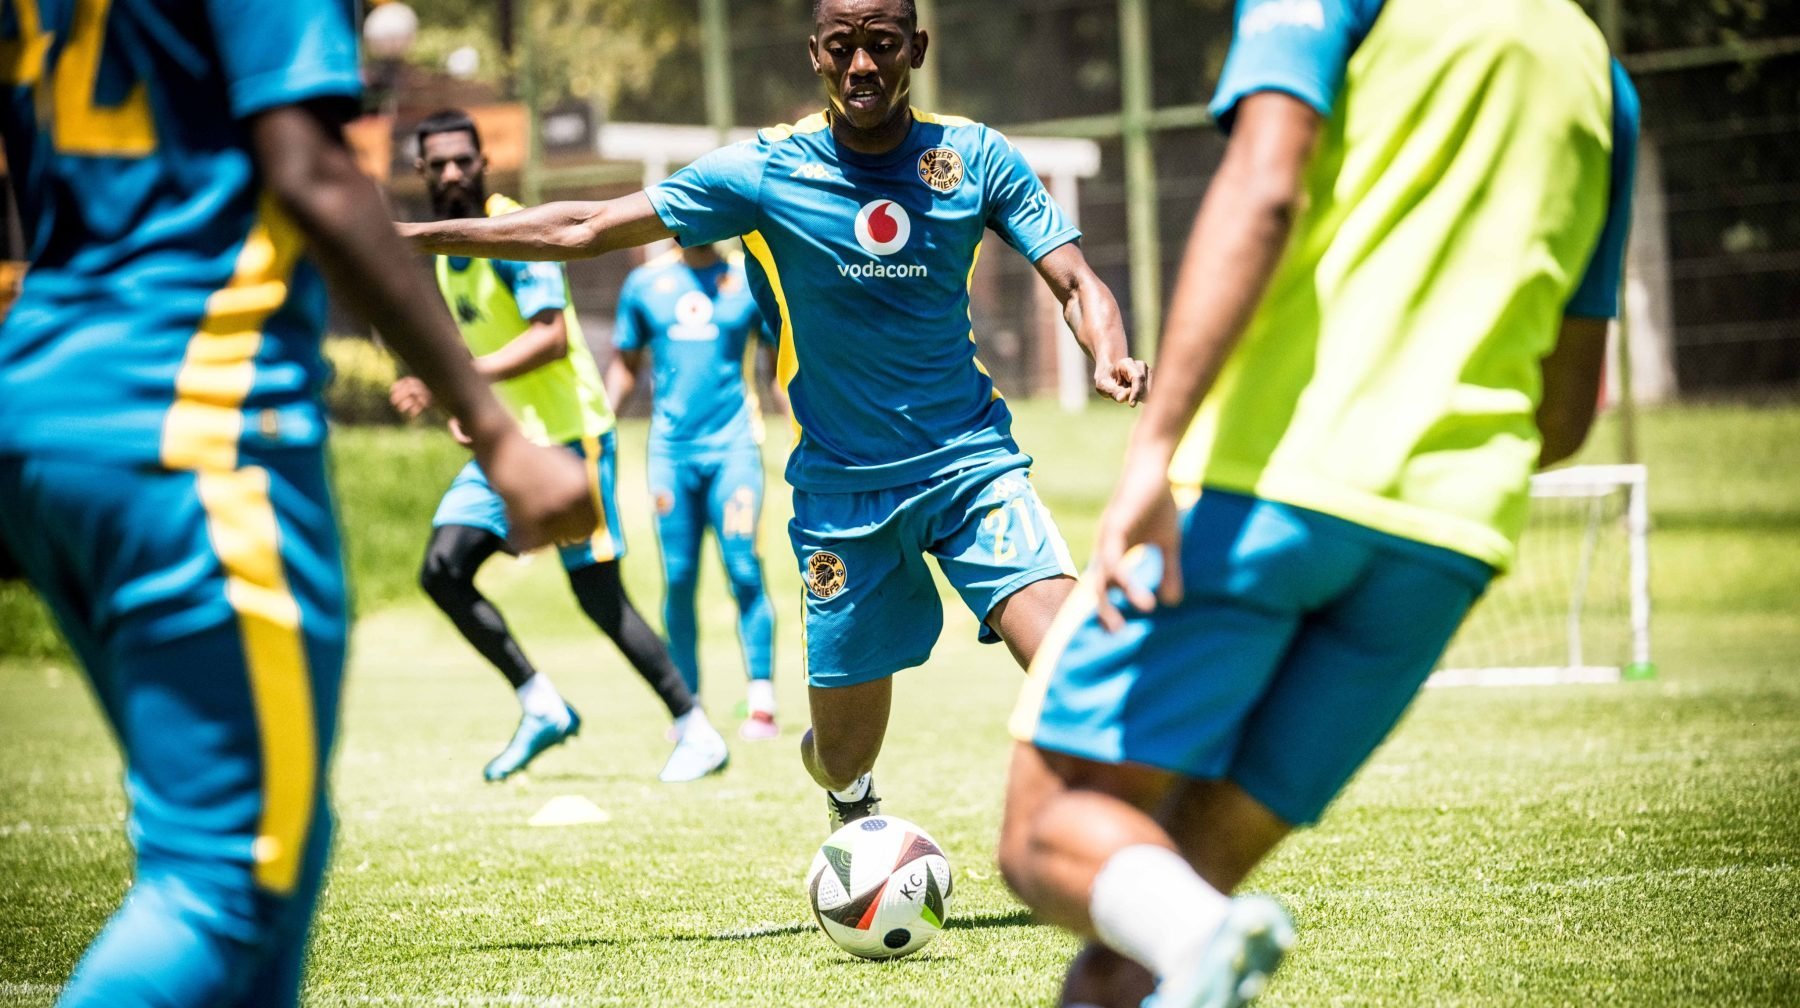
[397,0,1150,831]
[0,3,593,1005]
[390,110,729,784]
[608,242,783,741]
[998,0,1639,1005]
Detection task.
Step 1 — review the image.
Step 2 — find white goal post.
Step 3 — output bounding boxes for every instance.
[1428,464,1653,689]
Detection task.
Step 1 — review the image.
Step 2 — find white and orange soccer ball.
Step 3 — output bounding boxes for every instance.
[805,815,953,960]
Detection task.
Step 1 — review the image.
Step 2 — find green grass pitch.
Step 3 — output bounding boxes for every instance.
[2,401,1797,1006]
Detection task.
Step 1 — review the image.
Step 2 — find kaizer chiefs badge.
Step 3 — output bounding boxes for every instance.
[807,550,847,600]
[918,147,964,193]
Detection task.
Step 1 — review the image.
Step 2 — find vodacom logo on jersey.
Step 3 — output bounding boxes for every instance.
[843,199,927,279]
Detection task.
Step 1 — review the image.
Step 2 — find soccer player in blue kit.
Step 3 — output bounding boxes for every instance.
[403,0,1150,828]
[607,242,784,741]
[0,2,594,1005]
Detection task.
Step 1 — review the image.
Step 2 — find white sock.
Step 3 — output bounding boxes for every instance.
[1089,844,1230,980]
[675,706,720,742]
[829,772,871,803]
[515,673,569,726]
[746,679,776,716]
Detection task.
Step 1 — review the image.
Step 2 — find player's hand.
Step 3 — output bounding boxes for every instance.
[389,376,432,418]
[1093,354,1151,407]
[1088,449,1182,633]
[478,430,597,551]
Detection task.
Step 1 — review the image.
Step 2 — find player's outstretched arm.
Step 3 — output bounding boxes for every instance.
[1089,92,1321,630]
[1032,244,1148,406]
[248,101,595,549]
[398,192,675,261]
[1537,316,1609,468]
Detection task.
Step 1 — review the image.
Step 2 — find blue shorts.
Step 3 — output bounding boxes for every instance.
[647,439,766,550]
[0,446,346,916]
[1012,489,1493,826]
[432,431,626,569]
[791,454,1076,688]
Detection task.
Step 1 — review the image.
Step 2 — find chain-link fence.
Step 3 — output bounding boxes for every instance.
[338,1,1800,404]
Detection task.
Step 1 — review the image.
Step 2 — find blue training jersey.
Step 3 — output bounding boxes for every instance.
[647,110,1080,493]
[614,249,771,455]
[0,0,362,469]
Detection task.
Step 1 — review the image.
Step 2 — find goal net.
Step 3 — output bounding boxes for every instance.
[1428,464,1653,688]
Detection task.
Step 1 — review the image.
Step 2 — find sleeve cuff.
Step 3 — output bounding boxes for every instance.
[1020,228,1082,264]
[229,66,362,121]
[645,185,697,247]
[1209,79,1332,132]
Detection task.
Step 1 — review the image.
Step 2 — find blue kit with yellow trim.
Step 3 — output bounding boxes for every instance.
[0,0,360,1004]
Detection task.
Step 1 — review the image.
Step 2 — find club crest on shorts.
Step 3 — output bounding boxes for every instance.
[918,147,964,193]
[807,550,847,600]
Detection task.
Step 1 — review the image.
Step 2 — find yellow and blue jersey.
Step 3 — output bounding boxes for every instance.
[646,110,1080,493]
[435,192,614,447]
[614,250,772,456]
[1171,0,1640,569]
[0,0,362,470]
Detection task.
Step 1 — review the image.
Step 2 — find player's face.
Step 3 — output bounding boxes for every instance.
[418,130,487,219]
[809,0,927,134]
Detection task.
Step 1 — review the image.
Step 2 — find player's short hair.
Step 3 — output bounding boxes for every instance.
[416,109,481,153]
[812,0,917,31]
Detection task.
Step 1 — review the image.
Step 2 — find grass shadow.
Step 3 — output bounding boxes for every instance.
[469,909,1044,954]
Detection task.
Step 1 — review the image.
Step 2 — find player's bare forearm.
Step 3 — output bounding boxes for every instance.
[478,311,569,382]
[604,350,642,411]
[248,102,512,448]
[397,192,675,261]
[1130,92,1320,459]
[1537,316,1609,468]
[759,344,790,416]
[1033,243,1146,405]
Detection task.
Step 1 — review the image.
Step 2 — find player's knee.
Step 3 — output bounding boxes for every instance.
[418,550,471,604]
[98,852,316,994]
[664,559,700,595]
[995,815,1034,898]
[722,555,764,599]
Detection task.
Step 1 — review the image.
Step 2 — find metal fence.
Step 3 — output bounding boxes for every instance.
[372,0,1800,402]
[703,0,1800,399]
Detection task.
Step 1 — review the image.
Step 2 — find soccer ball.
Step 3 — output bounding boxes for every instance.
[805,815,953,960]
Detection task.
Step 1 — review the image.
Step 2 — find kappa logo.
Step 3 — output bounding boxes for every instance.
[807,550,848,600]
[853,199,911,256]
[1241,0,1325,37]
[791,162,833,181]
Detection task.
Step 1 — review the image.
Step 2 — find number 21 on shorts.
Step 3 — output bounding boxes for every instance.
[983,495,1046,564]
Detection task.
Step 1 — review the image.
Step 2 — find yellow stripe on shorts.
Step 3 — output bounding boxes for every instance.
[197,466,316,896]
[580,434,617,562]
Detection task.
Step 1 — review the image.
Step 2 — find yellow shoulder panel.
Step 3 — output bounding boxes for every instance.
[486,192,525,217]
[911,108,976,128]
[758,111,832,143]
